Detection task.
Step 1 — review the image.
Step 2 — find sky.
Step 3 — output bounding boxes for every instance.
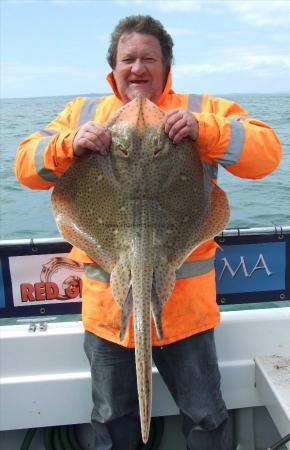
[1,0,290,98]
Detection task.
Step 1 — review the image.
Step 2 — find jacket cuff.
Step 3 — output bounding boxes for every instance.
[54,128,79,174]
[62,129,79,160]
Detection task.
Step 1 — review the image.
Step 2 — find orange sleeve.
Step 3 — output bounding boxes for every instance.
[194,96,282,179]
[15,97,85,190]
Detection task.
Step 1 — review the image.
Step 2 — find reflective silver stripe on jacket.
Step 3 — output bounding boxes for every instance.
[84,264,111,282]
[78,97,101,126]
[216,119,245,166]
[176,257,215,279]
[35,130,59,183]
[84,256,215,283]
[188,94,203,113]
[40,128,59,137]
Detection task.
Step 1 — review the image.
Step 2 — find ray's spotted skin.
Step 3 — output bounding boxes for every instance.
[51,96,230,443]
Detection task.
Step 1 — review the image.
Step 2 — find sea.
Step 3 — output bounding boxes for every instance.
[1,93,289,241]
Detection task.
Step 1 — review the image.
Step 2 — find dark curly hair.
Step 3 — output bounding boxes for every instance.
[107,15,174,72]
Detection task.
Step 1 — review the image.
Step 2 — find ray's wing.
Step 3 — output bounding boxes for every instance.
[146,132,230,304]
[51,151,130,273]
[157,144,229,267]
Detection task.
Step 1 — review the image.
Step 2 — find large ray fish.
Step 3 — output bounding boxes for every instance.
[51,96,230,443]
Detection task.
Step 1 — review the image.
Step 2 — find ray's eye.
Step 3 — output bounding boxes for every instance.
[110,125,131,158]
[112,136,130,157]
[116,142,129,156]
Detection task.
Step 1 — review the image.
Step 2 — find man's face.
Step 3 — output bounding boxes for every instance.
[113,32,167,104]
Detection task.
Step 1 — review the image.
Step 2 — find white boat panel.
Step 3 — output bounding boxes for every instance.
[1,308,290,433]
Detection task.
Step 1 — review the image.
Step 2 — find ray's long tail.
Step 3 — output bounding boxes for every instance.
[131,226,154,444]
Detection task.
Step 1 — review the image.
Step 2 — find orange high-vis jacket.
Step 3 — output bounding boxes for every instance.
[15,71,282,347]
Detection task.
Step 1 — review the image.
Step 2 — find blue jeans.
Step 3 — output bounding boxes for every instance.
[83,329,229,450]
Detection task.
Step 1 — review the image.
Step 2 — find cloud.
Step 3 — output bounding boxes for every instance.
[150,0,202,12]
[114,0,202,12]
[246,55,290,68]
[229,0,290,27]
[174,53,290,77]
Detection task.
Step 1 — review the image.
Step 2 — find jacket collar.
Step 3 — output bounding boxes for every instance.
[106,69,175,106]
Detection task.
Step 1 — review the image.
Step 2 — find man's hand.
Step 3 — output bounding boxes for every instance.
[164,108,199,144]
[73,121,111,157]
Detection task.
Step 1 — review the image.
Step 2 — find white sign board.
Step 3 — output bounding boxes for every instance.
[8,254,84,307]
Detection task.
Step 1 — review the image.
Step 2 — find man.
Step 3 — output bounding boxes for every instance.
[15,15,281,450]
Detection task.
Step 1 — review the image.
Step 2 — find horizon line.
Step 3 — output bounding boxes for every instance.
[2,91,290,101]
